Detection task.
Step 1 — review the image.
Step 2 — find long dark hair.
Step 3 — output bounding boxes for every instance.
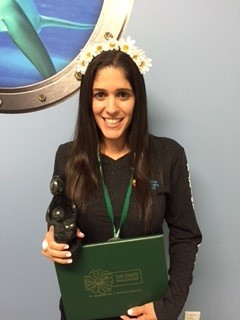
[65,50,154,221]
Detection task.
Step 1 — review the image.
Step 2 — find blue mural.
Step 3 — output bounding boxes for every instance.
[0,0,103,87]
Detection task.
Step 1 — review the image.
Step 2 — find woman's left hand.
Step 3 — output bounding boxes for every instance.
[120,302,157,320]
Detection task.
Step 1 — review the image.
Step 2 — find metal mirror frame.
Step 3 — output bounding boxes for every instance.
[0,0,134,113]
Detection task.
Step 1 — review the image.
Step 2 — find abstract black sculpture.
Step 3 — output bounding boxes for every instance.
[46,175,82,257]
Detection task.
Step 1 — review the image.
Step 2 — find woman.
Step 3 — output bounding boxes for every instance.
[42,36,202,320]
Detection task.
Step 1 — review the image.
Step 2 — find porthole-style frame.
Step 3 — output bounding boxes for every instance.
[0,0,134,113]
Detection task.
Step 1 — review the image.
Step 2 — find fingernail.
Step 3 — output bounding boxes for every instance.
[67,259,73,264]
[127,309,133,316]
[64,244,69,249]
[66,252,72,258]
[79,231,85,237]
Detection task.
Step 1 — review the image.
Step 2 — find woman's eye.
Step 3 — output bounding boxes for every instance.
[117,91,130,100]
[93,92,106,100]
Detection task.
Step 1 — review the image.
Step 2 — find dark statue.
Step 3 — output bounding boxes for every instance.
[46,175,82,257]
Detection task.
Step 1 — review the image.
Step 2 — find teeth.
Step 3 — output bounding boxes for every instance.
[105,118,121,124]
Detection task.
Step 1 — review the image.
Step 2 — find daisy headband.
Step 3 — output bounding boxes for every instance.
[76,36,152,76]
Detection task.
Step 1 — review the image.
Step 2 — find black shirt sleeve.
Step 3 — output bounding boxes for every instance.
[153,146,202,320]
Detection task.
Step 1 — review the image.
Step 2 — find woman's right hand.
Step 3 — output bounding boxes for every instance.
[41,225,85,264]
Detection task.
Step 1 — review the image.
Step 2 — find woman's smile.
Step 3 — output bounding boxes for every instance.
[103,117,123,125]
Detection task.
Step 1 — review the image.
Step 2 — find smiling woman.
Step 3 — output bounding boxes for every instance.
[0,0,134,113]
[42,36,202,320]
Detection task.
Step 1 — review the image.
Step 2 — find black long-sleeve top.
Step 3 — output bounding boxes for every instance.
[52,135,202,320]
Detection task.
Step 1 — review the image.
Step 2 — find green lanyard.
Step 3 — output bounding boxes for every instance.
[97,151,134,241]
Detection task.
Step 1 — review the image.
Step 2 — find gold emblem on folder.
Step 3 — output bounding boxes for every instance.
[84,269,113,294]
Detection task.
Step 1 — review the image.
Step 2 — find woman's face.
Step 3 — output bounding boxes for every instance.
[92,66,135,146]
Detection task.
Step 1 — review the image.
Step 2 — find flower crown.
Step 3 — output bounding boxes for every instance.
[76,36,152,76]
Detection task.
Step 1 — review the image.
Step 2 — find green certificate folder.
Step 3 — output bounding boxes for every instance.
[55,234,168,320]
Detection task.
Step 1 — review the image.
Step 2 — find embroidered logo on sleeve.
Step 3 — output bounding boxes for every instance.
[186,164,195,209]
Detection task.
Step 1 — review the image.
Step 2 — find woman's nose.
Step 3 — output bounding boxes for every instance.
[105,96,118,114]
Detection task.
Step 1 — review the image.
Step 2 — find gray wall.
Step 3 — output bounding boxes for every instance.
[0,1,239,319]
